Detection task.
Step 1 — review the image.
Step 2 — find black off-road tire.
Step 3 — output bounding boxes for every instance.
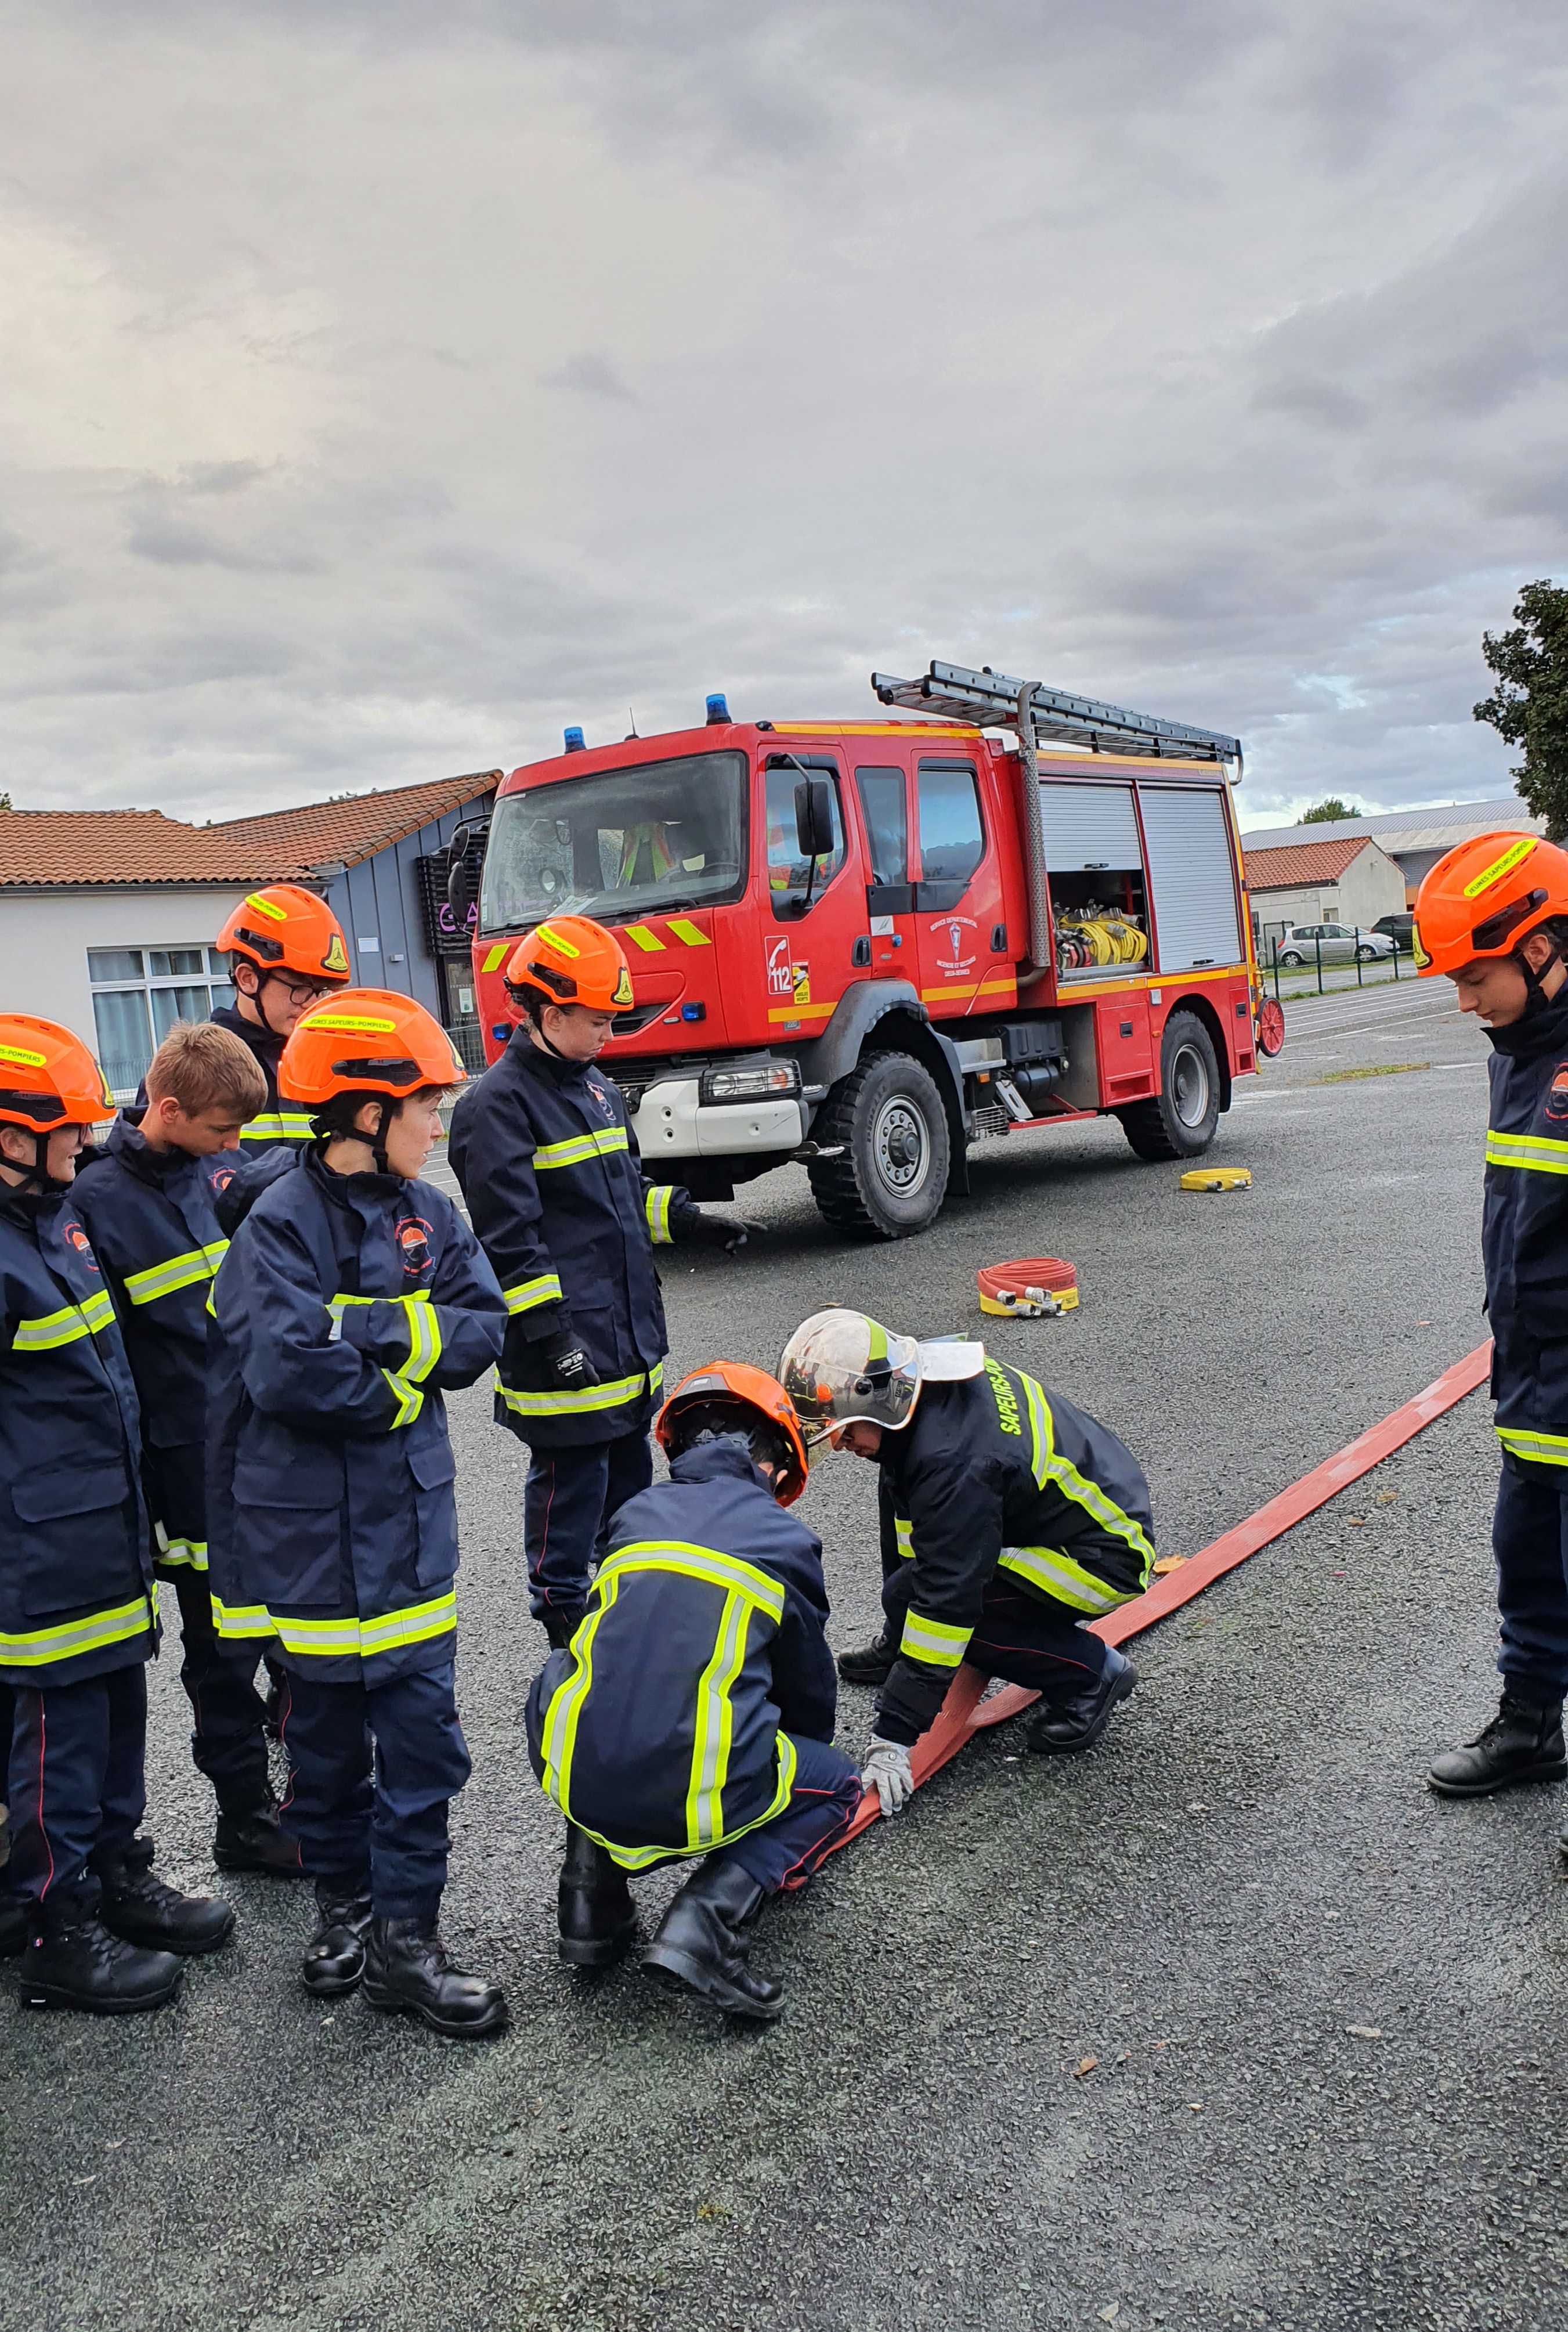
[806,1051,951,1240]
[1116,1009,1222,1163]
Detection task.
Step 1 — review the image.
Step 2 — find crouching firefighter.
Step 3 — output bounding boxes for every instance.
[208,990,510,2036]
[1415,834,1568,1829]
[525,1363,862,2021]
[449,916,760,1648]
[1,1017,233,2012]
[780,1311,1155,1811]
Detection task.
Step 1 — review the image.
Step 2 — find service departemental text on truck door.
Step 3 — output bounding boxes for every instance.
[449,659,1272,1241]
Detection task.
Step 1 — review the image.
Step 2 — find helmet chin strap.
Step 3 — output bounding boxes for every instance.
[1516,940,1563,1020]
[0,1130,64,1196]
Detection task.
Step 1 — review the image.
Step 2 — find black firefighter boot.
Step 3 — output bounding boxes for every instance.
[558,1825,638,1968]
[94,1837,236,1955]
[301,1877,374,1997]
[640,1856,783,2021]
[1027,1660,1140,1755]
[214,1792,308,1878]
[362,1916,508,2038]
[20,1881,183,2014]
[836,1626,897,1687]
[1427,1693,1568,1797]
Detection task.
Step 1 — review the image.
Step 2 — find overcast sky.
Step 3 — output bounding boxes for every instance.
[2,0,1564,826]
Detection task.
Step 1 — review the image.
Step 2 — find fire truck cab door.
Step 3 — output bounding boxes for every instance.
[911,755,1002,1019]
[855,764,915,980]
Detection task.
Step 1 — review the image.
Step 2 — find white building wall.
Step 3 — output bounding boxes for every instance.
[1335,842,1406,928]
[0,887,250,1060]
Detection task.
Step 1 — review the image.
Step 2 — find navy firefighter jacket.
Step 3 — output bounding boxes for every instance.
[0,1186,157,1690]
[207,1150,506,1684]
[873,1355,1156,1743]
[525,1441,839,1868]
[73,1112,241,1571]
[448,1027,692,1450]
[1482,988,1568,1464]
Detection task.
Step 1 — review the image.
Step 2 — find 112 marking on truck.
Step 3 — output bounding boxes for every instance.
[451,658,1282,1240]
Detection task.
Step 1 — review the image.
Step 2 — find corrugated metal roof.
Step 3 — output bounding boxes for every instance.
[1240,796,1542,855]
[0,772,500,889]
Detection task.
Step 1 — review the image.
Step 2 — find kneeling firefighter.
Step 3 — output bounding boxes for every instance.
[524,1362,862,2020]
[780,1312,1155,1810]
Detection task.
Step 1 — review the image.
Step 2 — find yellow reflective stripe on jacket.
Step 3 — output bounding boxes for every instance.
[1497,1424,1568,1466]
[0,1593,156,1669]
[153,1521,208,1571]
[1017,1371,1155,1587]
[1486,1129,1568,1175]
[12,1288,118,1351]
[998,1544,1139,1615]
[124,1240,229,1306]
[594,1737,797,1872]
[382,1369,424,1428]
[540,1571,616,1814]
[497,1362,663,1418]
[211,1593,456,1657]
[893,1516,914,1560]
[533,1126,630,1172]
[503,1272,563,1315]
[600,1539,786,1626]
[240,1110,316,1145]
[687,1588,753,1846]
[899,1609,973,1667]
[645,1186,674,1246]
[327,1293,439,1405]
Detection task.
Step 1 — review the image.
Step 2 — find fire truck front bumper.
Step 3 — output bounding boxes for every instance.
[627,1075,805,1162]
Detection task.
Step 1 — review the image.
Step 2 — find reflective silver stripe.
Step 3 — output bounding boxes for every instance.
[497,1362,663,1418]
[503,1273,563,1315]
[899,1609,971,1666]
[1017,1369,1155,1585]
[599,1539,786,1626]
[240,1110,316,1145]
[211,1598,276,1641]
[382,1369,424,1428]
[0,1593,156,1668]
[1486,1130,1568,1176]
[211,1592,457,1658]
[12,1290,117,1351]
[153,1521,208,1571]
[124,1240,229,1306]
[645,1186,674,1245]
[1497,1424,1568,1466]
[687,1589,752,1846]
[533,1127,630,1171]
[893,1516,914,1560]
[997,1544,1134,1615]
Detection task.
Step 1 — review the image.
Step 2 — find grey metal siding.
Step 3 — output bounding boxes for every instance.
[321,792,494,1013]
[1137,785,1242,972]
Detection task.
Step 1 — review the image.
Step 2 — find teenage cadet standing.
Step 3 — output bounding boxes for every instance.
[781,1310,1154,1811]
[448,916,759,1646]
[1415,835,1568,1835]
[209,990,509,2033]
[527,1362,861,2019]
[1,1016,233,2010]
[209,885,352,1154]
[73,1021,302,1876]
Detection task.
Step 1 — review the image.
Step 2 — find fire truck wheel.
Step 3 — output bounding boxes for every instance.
[1116,1010,1221,1163]
[806,1051,951,1240]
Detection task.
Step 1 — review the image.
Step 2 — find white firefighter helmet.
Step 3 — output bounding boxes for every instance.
[778,1309,924,1460]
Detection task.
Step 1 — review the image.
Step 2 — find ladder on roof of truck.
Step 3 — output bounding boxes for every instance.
[870,658,1242,768]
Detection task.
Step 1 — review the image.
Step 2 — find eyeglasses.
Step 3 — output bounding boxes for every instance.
[271,976,338,1007]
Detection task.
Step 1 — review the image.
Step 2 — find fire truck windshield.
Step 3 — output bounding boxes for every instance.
[478,750,749,933]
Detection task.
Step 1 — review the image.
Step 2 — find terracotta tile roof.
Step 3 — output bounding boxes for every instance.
[1243,835,1378,890]
[0,772,500,889]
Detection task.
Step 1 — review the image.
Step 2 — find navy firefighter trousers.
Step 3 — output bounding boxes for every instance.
[1494,1455,1568,1703]
[7,1666,147,1904]
[523,1431,654,1623]
[275,1663,472,1925]
[952,1577,1129,1705]
[711,1733,862,1896]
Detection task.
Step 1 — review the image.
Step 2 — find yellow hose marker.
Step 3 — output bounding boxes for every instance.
[1179,1167,1253,1192]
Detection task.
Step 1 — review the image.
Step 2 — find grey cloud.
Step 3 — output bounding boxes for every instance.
[541,351,638,402]
[126,517,325,573]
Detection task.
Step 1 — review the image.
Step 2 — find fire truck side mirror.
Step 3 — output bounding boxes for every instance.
[794,778,836,861]
[446,826,474,926]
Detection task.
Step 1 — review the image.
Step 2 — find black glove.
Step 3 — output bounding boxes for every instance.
[683,1210,766,1256]
[537,1327,601,1391]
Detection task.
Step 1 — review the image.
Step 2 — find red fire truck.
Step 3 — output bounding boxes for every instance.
[454,658,1278,1240]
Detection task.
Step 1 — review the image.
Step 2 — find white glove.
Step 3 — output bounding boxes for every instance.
[860,1736,915,1817]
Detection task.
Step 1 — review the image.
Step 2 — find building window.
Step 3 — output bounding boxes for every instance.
[88,947,236,1096]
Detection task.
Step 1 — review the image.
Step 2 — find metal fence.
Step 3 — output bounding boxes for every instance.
[1260,928,1409,999]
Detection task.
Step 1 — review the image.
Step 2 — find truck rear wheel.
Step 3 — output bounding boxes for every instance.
[1117,1010,1220,1162]
[807,1051,951,1240]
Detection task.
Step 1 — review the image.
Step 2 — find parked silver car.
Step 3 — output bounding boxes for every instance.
[1274,922,1394,967]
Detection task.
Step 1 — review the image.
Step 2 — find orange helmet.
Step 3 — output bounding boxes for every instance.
[1412,832,1568,977]
[279,989,467,1104]
[218,885,351,984]
[505,916,634,1015]
[656,1360,810,1507]
[0,1016,113,1129]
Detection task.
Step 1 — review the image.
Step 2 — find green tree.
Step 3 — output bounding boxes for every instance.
[1297,797,1360,824]
[1475,579,1568,840]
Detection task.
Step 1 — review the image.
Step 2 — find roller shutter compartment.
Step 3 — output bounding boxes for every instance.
[1037,782,1143,873]
[1137,786,1241,972]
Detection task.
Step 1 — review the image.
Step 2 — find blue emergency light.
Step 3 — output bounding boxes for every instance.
[563,725,586,752]
[705,694,729,725]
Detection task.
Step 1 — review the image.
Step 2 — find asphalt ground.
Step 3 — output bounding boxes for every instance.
[8,978,1568,2332]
